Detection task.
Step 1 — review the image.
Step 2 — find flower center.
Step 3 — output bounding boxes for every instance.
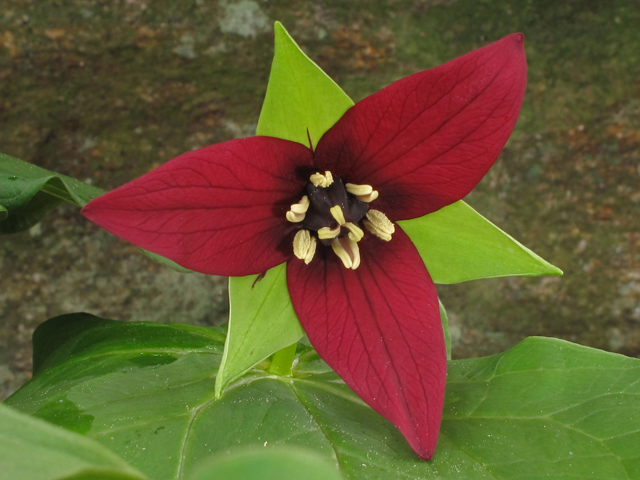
[286,171,395,269]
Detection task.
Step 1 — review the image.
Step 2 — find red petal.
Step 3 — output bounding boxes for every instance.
[83,137,314,276]
[315,33,527,220]
[287,228,446,459]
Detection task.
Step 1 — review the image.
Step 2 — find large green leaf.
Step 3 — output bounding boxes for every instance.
[0,152,105,233]
[399,201,563,284]
[188,447,344,480]
[0,402,147,480]
[7,315,639,480]
[216,264,304,397]
[256,21,354,147]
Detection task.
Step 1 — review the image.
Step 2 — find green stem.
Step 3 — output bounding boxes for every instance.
[267,342,298,376]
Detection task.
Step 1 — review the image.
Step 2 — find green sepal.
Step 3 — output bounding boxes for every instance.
[216,263,303,397]
[256,22,354,146]
[400,200,563,284]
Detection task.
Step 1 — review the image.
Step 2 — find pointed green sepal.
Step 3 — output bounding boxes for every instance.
[256,22,354,147]
[215,263,303,397]
[399,200,563,284]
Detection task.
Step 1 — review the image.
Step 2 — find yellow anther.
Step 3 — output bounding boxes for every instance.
[344,222,364,242]
[358,190,379,203]
[329,205,346,225]
[310,171,334,188]
[293,229,317,264]
[345,183,372,196]
[331,236,361,270]
[346,182,379,203]
[363,210,395,242]
[285,195,310,223]
[318,225,341,240]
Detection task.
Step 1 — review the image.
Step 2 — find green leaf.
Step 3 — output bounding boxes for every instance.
[216,263,304,397]
[256,22,354,147]
[0,152,105,233]
[0,403,146,480]
[8,317,640,480]
[32,313,115,375]
[399,200,563,284]
[188,446,344,480]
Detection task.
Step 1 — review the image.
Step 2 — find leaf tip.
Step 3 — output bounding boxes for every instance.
[213,376,225,400]
[548,264,564,276]
[273,20,290,43]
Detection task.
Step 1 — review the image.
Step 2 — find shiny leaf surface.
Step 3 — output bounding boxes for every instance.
[0,403,146,480]
[188,446,344,480]
[7,316,639,480]
[0,152,104,233]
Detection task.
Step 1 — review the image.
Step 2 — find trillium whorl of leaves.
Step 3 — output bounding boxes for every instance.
[82,31,527,460]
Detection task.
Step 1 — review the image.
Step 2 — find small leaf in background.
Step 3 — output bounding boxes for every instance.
[399,200,563,284]
[216,263,303,397]
[0,403,147,480]
[7,317,639,480]
[0,152,105,234]
[188,446,344,480]
[256,21,354,147]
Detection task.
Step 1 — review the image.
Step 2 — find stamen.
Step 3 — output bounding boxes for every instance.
[317,225,341,240]
[343,222,364,242]
[358,190,379,203]
[363,209,395,241]
[345,182,379,203]
[286,195,310,223]
[345,183,372,195]
[331,236,361,270]
[310,171,334,188]
[293,229,317,264]
[329,205,346,225]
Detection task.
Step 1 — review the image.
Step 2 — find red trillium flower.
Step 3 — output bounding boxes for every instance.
[82,33,526,460]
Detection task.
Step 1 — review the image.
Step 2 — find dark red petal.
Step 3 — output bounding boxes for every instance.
[83,137,314,276]
[287,228,446,459]
[315,33,527,220]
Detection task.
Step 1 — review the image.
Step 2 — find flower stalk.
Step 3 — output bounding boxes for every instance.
[267,342,298,376]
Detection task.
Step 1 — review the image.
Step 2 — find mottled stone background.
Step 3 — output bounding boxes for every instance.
[1,0,639,399]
